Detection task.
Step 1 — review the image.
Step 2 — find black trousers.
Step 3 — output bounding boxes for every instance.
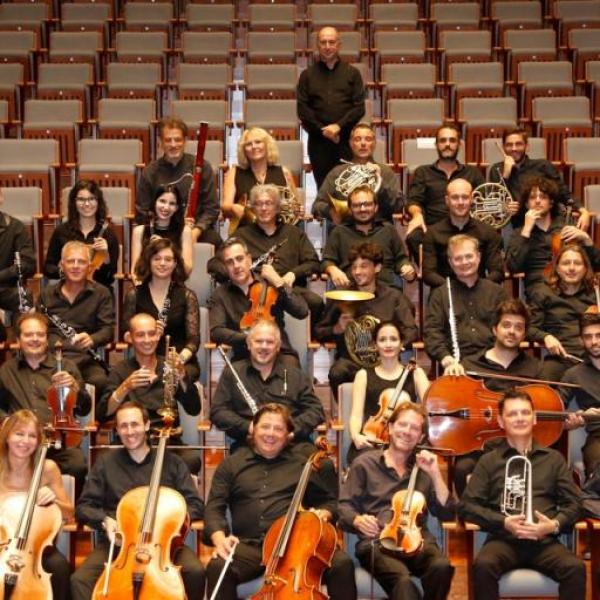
[583,431,600,477]
[198,226,223,249]
[356,538,454,600]
[206,542,357,600]
[329,357,359,399]
[308,134,352,190]
[47,446,87,489]
[44,546,71,600]
[70,540,205,600]
[473,537,585,600]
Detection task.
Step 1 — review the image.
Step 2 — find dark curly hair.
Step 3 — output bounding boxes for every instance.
[134,237,187,284]
[66,179,108,231]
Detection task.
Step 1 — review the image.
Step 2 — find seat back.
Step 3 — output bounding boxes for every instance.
[246,31,297,64]
[184,4,235,32]
[181,31,234,64]
[243,99,298,140]
[170,99,229,142]
[176,63,232,100]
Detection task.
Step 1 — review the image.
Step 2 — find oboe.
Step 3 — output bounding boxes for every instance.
[217,346,258,415]
[14,251,32,313]
[39,304,109,372]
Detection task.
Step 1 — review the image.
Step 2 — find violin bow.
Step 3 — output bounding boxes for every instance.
[464,370,581,388]
[209,540,239,600]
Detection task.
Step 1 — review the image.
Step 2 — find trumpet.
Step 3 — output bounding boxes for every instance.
[501,454,534,524]
[158,335,180,421]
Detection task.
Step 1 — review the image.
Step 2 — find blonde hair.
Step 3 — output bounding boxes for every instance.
[0,410,43,483]
[237,127,280,168]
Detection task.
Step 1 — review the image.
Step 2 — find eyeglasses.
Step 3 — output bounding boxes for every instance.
[75,196,98,204]
[253,201,276,208]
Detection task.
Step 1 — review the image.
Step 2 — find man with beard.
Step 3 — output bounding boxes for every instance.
[210,320,325,453]
[424,234,508,373]
[422,178,504,287]
[339,401,456,600]
[405,125,484,257]
[489,128,590,230]
[560,312,600,477]
[322,186,415,288]
[312,122,403,223]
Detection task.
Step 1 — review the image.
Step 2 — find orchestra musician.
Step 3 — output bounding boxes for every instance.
[0,187,36,339]
[561,311,600,477]
[528,243,597,381]
[123,237,201,382]
[453,299,542,496]
[221,127,299,229]
[489,128,590,230]
[208,184,323,325]
[204,403,357,600]
[136,116,221,247]
[316,241,418,396]
[0,312,90,485]
[70,400,205,600]
[459,389,585,600]
[348,321,429,465]
[339,401,456,600]
[424,234,508,374]
[97,313,201,475]
[131,185,193,280]
[322,185,416,288]
[405,125,485,258]
[44,180,119,290]
[312,122,403,224]
[422,178,504,288]
[208,237,308,367]
[38,240,114,397]
[0,410,74,600]
[211,320,325,453]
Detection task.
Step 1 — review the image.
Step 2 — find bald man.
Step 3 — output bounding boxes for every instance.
[297,26,365,188]
[422,178,504,287]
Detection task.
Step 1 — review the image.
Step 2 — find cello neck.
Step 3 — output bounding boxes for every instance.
[140,432,169,543]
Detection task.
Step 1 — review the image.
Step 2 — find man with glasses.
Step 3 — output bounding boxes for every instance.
[297,26,365,189]
[405,125,485,258]
[312,122,403,224]
[422,178,504,287]
[322,186,415,287]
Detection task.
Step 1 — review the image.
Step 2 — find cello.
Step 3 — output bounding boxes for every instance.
[91,410,187,600]
[0,436,61,600]
[250,437,337,600]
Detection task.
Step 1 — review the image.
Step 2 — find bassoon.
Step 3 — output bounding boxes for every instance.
[186,121,209,221]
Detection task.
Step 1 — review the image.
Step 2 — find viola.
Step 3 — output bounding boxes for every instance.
[543,205,573,280]
[87,221,110,281]
[92,413,187,600]
[47,341,83,448]
[379,463,424,557]
[362,361,416,445]
[424,375,573,455]
[251,437,337,600]
[0,437,62,600]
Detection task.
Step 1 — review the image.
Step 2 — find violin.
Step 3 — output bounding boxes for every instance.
[424,375,578,455]
[362,361,416,445]
[0,437,62,600]
[379,463,424,557]
[251,437,337,600]
[543,204,573,280]
[87,221,110,281]
[47,342,83,448]
[92,412,188,600]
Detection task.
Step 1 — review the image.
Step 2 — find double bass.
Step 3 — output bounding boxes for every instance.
[91,411,187,600]
[0,437,61,600]
[251,437,337,600]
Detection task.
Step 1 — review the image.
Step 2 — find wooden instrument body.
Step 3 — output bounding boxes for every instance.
[379,489,425,557]
[88,248,108,281]
[91,486,187,600]
[240,280,278,331]
[425,375,564,455]
[251,510,337,600]
[0,493,62,600]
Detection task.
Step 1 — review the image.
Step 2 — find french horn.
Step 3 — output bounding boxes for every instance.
[470,182,513,230]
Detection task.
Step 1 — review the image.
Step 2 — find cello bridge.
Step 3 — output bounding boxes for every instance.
[6,554,24,572]
[134,548,151,565]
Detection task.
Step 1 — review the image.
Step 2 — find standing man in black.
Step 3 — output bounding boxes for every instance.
[297,26,365,189]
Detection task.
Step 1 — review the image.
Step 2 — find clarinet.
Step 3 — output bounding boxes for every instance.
[250,239,288,272]
[39,304,109,372]
[446,277,460,362]
[157,284,172,331]
[14,252,32,313]
[217,346,258,415]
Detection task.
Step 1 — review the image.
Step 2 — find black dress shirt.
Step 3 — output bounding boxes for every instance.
[424,277,508,362]
[0,354,90,422]
[0,212,35,282]
[136,153,219,232]
[407,162,485,226]
[315,281,418,357]
[561,358,600,434]
[97,356,200,427]
[321,221,411,285]
[459,439,581,538]
[76,446,204,537]
[208,279,308,361]
[44,222,119,288]
[203,445,338,545]
[339,450,456,542]
[422,216,504,287]
[210,357,324,443]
